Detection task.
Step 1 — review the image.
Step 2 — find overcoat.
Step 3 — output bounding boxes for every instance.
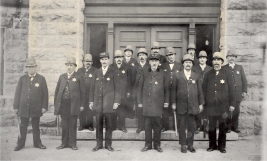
[137,68,169,116]
[202,68,236,116]
[54,72,86,115]
[77,66,97,108]
[171,70,205,115]
[89,66,121,113]
[192,64,212,84]
[162,61,183,87]
[132,62,150,98]
[123,57,138,87]
[13,73,48,118]
[223,64,247,101]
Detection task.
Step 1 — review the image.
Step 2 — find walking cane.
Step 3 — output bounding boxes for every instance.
[56,115,59,135]
[173,111,178,137]
[16,115,21,138]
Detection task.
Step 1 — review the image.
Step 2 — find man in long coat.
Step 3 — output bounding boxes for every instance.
[151,41,167,66]
[161,47,183,132]
[172,54,204,153]
[223,49,247,133]
[13,57,48,151]
[186,43,199,66]
[203,52,236,153]
[54,57,86,150]
[137,55,169,153]
[89,52,121,152]
[77,54,97,131]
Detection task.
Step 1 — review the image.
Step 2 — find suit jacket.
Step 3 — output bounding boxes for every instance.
[110,63,131,99]
[159,55,167,67]
[132,62,150,98]
[192,64,212,84]
[123,57,138,89]
[77,66,97,108]
[203,68,236,116]
[172,70,204,115]
[137,68,169,116]
[54,72,86,115]
[89,66,121,113]
[13,73,48,118]
[223,64,247,101]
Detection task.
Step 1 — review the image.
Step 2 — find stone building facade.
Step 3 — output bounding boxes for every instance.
[0,0,266,136]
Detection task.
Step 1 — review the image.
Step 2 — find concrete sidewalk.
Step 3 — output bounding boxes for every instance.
[0,127,263,161]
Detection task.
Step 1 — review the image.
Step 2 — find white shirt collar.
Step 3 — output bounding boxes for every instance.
[140,61,146,67]
[184,69,191,80]
[28,73,36,77]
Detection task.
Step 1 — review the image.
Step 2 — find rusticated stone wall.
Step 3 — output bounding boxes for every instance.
[0,6,29,126]
[221,0,267,136]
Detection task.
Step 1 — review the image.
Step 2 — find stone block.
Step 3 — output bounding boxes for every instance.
[58,23,77,35]
[227,0,248,10]
[235,49,263,63]
[40,112,57,127]
[227,11,247,22]
[246,75,264,88]
[38,23,58,35]
[4,73,24,85]
[0,97,14,110]
[250,35,267,49]
[248,87,264,101]
[4,62,25,73]
[42,35,59,48]
[30,35,44,48]
[31,0,53,10]
[227,36,250,49]
[29,22,41,35]
[239,116,254,129]
[249,62,263,75]
[247,0,267,10]
[58,35,77,48]
[254,116,262,135]
[53,0,76,9]
[1,17,12,27]
[240,101,262,116]
[3,84,17,96]
[247,10,267,22]
[39,61,65,74]
[5,40,23,50]
[13,18,29,29]
[5,50,27,62]
[31,11,46,22]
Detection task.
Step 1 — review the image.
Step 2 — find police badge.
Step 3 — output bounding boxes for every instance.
[122,70,125,74]
[192,80,195,84]
[89,74,92,77]
[107,77,110,81]
[237,71,240,74]
[35,83,39,87]
[72,78,76,82]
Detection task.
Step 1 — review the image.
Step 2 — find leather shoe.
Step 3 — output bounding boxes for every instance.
[56,144,69,150]
[34,144,46,149]
[14,146,24,151]
[141,146,152,152]
[154,146,163,152]
[232,128,241,133]
[181,145,187,153]
[227,129,231,133]
[118,128,127,133]
[88,127,94,131]
[105,146,114,152]
[92,146,103,152]
[195,128,200,134]
[218,148,226,153]
[188,146,196,153]
[78,127,84,131]
[71,146,78,150]
[136,128,144,133]
[207,147,217,152]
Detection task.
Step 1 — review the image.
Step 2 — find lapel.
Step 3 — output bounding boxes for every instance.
[179,70,188,83]
[103,66,110,77]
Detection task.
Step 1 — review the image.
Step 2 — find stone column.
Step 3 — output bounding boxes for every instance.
[29,0,85,104]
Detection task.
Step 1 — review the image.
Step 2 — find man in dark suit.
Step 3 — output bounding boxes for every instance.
[151,42,167,66]
[110,50,131,133]
[54,57,86,150]
[137,55,169,153]
[77,54,97,131]
[161,47,183,132]
[223,49,247,133]
[172,54,205,153]
[133,48,150,133]
[89,52,121,152]
[187,43,199,66]
[13,57,48,151]
[192,51,212,134]
[203,52,236,153]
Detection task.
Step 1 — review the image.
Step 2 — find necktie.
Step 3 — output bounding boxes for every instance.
[216,71,219,75]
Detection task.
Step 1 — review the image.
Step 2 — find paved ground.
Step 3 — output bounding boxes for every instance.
[0,127,264,161]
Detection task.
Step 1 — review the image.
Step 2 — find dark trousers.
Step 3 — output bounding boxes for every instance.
[136,105,144,129]
[195,110,206,129]
[144,116,162,148]
[17,117,42,147]
[96,112,113,147]
[227,101,241,130]
[178,114,196,146]
[125,97,134,117]
[162,105,175,130]
[60,99,78,146]
[79,107,94,129]
[208,115,227,149]
[113,104,126,129]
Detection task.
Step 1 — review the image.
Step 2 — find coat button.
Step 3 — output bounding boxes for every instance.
[28,89,30,90]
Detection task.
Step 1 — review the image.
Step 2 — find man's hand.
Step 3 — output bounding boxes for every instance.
[113,103,120,109]
[80,107,84,111]
[138,104,143,108]
[229,106,235,112]
[42,108,47,114]
[127,93,131,98]
[164,103,169,108]
[89,102,93,110]
[242,92,249,100]
[199,105,203,113]
[172,103,176,110]
[14,109,18,114]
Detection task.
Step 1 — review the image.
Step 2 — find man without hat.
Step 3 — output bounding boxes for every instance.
[192,50,212,134]
[133,48,150,133]
[13,57,48,151]
[137,55,170,153]
[151,42,167,66]
[161,47,183,132]
[76,54,97,131]
[110,50,131,133]
[89,52,121,152]
[203,52,236,153]
[187,43,199,66]
[172,54,204,153]
[54,57,86,150]
[223,49,247,133]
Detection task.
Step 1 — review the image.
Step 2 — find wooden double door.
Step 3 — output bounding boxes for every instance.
[115,25,188,63]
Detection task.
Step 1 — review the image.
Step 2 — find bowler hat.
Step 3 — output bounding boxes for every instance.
[166,47,176,56]
[182,54,194,64]
[198,51,208,58]
[124,45,133,53]
[226,49,237,58]
[84,54,93,61]
[65,57,77,66]
[187,43,196,51]
[137,48,148,56]
[99,52,109,59]
[151,42,160,49]
[212,52,224,62]
[114,50,124,58]
[25,57,37,67]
